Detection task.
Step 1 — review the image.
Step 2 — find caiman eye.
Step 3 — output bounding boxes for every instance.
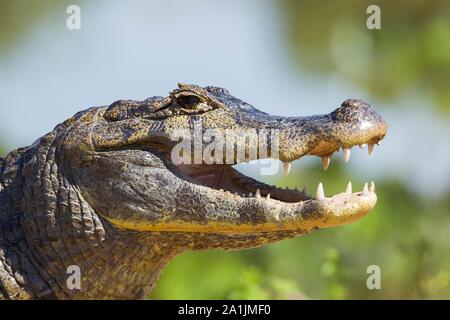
[177,95,201,108]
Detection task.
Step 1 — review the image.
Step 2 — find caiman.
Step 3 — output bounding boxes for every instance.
[0,84,387,299]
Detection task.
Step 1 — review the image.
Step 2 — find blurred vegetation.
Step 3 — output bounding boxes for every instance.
[0,0,64,57]
[279,0,450,113]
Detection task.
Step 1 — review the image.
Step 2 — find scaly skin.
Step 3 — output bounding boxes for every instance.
[0,84,387,299]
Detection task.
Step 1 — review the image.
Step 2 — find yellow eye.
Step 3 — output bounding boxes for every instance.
[177,95,201,109]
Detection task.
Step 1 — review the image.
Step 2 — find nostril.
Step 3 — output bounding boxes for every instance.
[332,99,374,122]
[341,99,369,108]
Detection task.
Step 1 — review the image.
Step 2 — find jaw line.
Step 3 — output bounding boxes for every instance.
[99,132,383,233]
[104,178,377,234]
[156,155,379,232]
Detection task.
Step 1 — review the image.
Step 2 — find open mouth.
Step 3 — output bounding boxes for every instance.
[172,141,381,204]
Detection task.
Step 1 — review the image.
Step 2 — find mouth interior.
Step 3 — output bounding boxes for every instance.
[169,139,382,203]
[176,162,310,202]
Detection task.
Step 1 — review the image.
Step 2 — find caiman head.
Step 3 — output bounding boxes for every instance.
[63,83,387,241]
[1,83,387,299]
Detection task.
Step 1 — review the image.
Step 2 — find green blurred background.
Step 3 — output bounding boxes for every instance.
[0,0,449,299]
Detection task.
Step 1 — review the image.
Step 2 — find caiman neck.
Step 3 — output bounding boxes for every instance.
[0,144,185,299]
[0,214,183,299]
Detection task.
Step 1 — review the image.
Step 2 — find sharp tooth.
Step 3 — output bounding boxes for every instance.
[249,192,253,197]
[368,144,375,155]
[345,181,352,194]
[361,182,369,196]
[266,193,270,200]
[321,156,331,170]
[343,148,351,162]
[359,144,366,149]
[369,181,375,192]
[255,189,261,198]
[315,182,325,200]
[283,162,292,176]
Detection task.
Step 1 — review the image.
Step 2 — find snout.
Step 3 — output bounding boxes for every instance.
[273,99,387,161]
[328,99,387,147]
